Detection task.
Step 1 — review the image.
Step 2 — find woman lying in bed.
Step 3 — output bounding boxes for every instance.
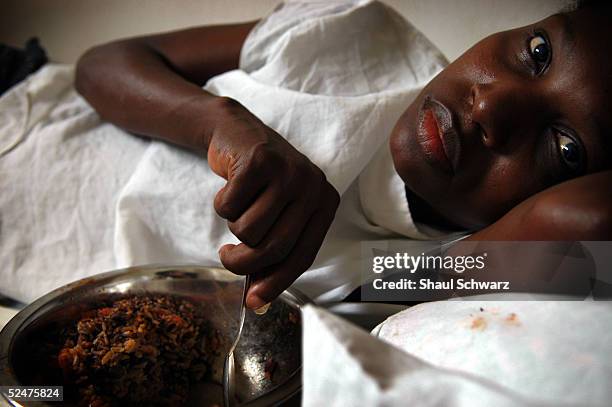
[75,0,611,308]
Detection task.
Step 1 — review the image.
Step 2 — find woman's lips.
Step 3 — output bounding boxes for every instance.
[416,97,461,174]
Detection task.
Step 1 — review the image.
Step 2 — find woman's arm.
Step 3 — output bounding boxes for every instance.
[76,24,340,308]
[441,172,611,298]
[468,170,612,240]
[75,22,256,152]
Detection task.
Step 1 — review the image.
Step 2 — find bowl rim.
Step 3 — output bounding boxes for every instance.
[0,263,310,406]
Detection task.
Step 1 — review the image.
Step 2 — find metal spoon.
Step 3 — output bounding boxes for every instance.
[223,274,251,407]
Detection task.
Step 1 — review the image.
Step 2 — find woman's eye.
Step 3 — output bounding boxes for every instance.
[528,33,551,74]
[556,132,582,172]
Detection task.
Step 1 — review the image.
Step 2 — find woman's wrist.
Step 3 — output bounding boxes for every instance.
[196,95,245,153]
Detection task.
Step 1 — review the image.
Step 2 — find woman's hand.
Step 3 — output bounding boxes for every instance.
[206,97,340,308]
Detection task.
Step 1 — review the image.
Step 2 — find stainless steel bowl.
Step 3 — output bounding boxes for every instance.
[0,265,308,406]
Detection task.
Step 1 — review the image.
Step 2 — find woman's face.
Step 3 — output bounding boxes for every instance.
[390,6,612,229]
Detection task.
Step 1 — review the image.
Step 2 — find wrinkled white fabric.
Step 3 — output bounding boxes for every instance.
[371,299,612,406]
[0,67,148,300]
[303,305,556,407]
[0,0,448,302]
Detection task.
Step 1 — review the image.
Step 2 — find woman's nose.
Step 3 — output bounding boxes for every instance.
[469,81,531,151]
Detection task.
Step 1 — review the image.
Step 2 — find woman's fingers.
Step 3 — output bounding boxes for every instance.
[227,183,289,247]
[219,201,310,274]
[245,203,337,308]
[213,165,267,221]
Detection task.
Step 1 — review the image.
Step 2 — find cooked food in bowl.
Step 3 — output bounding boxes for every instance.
[52,295,220,406]
[0,266,305,407]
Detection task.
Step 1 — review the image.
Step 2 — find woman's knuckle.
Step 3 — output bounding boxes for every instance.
[250,142,267,161]
[288,162,318,194]
[248,144,279,174]
[244,153,262,174]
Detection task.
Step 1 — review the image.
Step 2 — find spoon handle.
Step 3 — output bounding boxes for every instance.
[223,274,251,407]
[231,274,251,354]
